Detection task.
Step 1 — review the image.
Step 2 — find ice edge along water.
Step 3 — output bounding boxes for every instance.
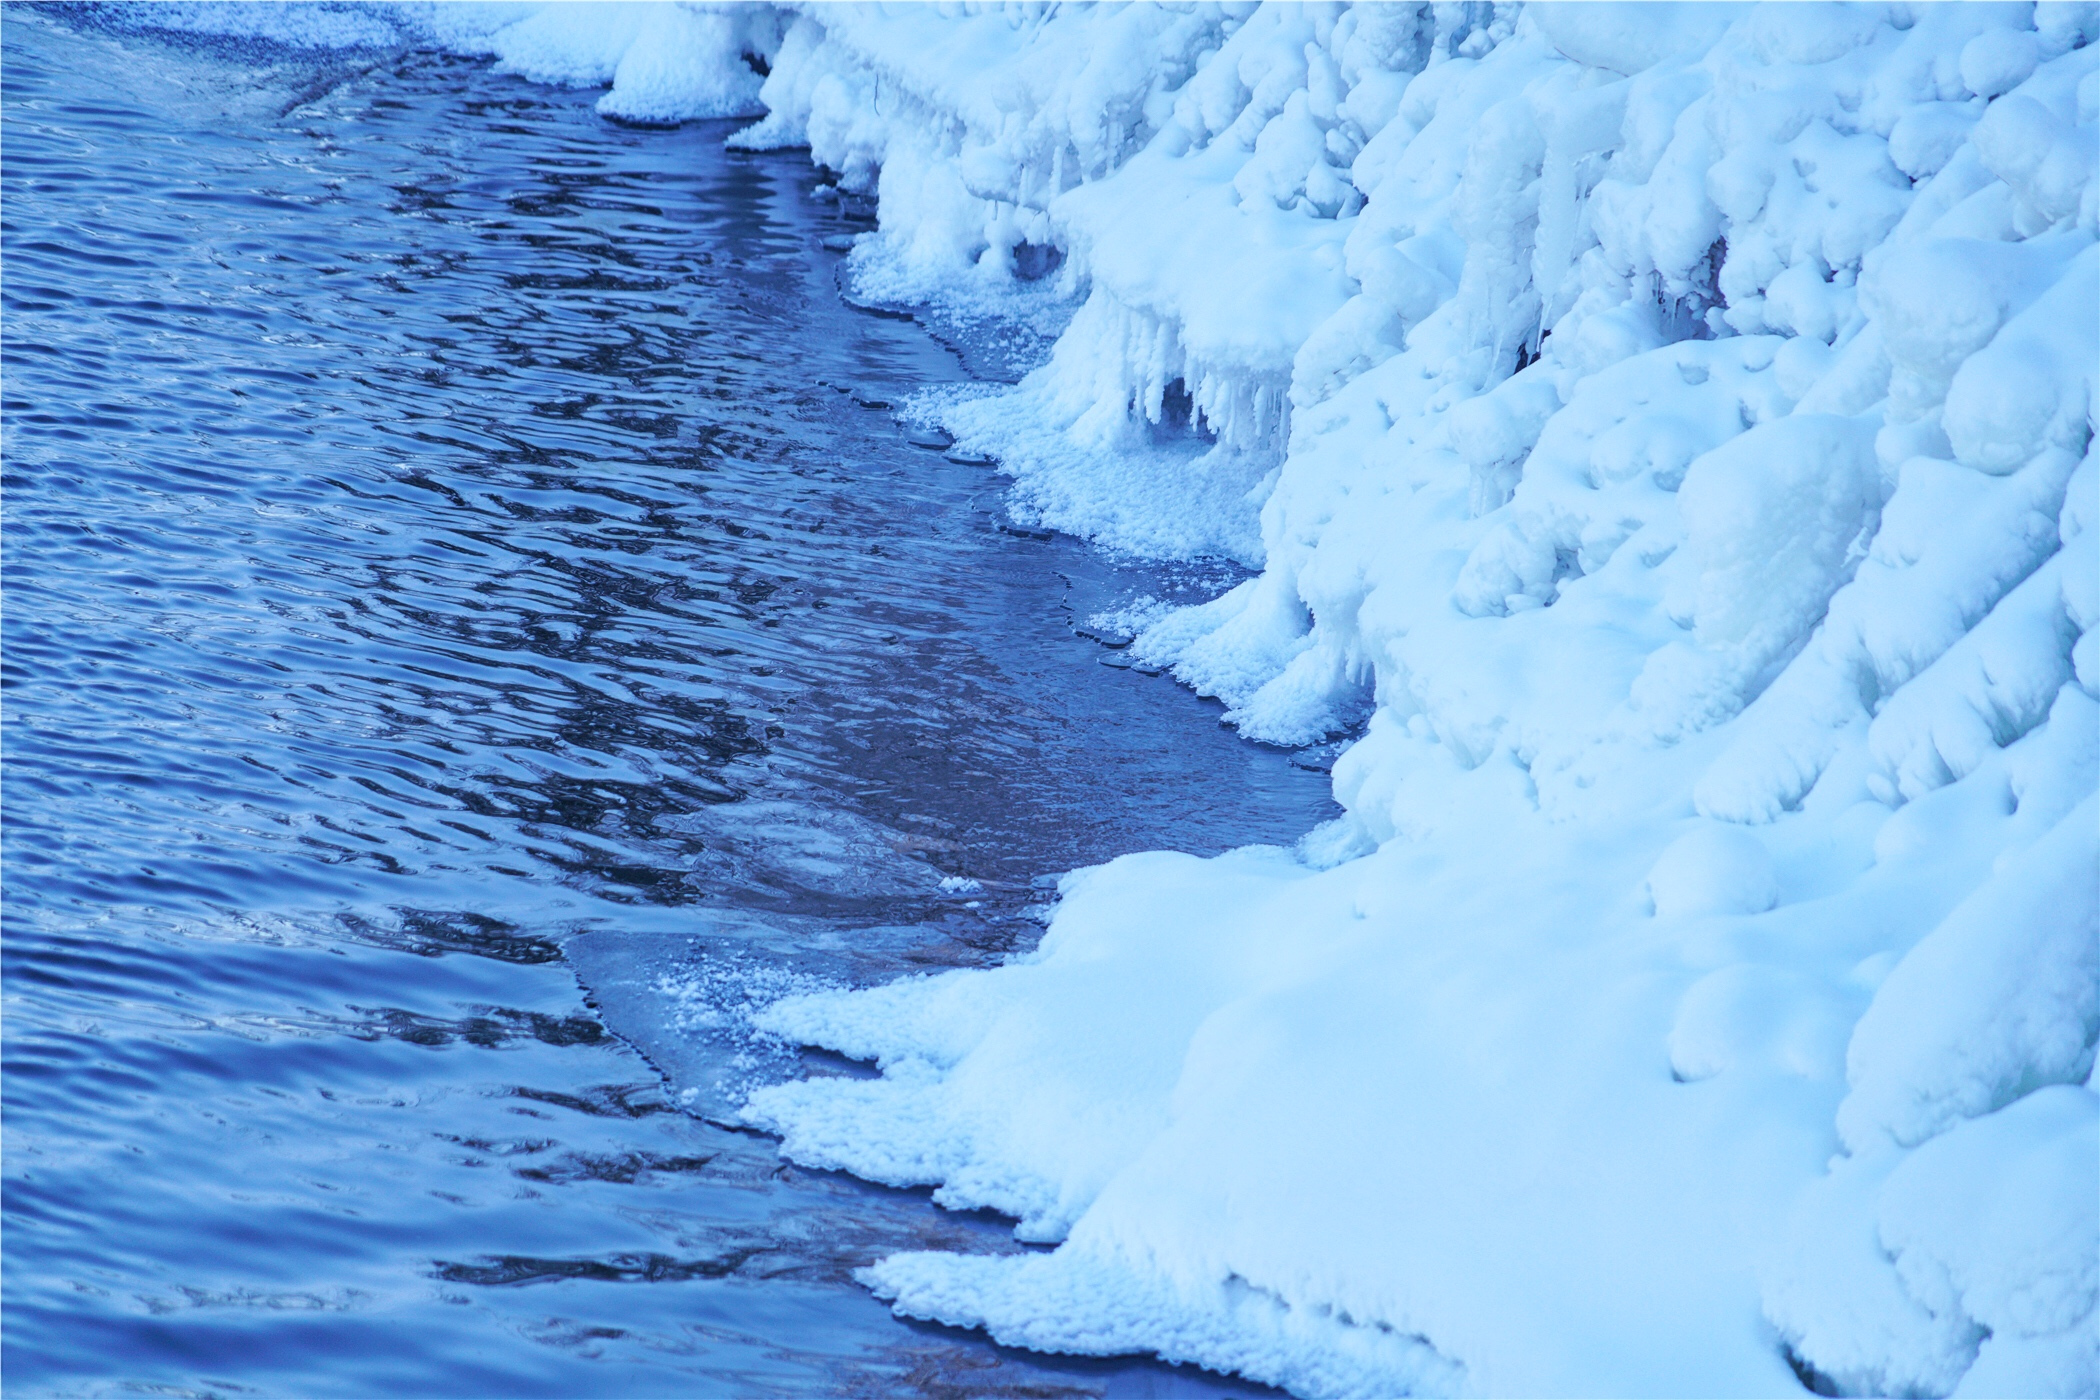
[127,3,2100,1398]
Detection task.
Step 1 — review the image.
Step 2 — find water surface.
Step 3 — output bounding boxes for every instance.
[2,13,1333,1395]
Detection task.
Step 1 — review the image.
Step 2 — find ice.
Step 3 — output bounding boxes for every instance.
[343,3,2100,1395]
[92,1,412,51]
[747,847,1323,1242]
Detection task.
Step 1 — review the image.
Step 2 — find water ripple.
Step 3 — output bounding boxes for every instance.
[3,12,1319,1397]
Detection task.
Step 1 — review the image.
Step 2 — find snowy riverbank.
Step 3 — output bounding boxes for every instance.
[136,3,2098,1395]
[725,6,2099,1395]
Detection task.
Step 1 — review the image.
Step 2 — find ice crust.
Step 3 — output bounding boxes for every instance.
[161,3,2100,1395]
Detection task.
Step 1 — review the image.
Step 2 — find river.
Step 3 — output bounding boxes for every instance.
[1,10,1333,1395]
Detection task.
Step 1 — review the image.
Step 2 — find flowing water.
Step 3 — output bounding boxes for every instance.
[2,11,1334,1395]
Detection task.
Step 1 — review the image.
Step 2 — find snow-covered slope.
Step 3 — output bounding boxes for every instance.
[718,5,2100,1396]
[178,3,2096,1395]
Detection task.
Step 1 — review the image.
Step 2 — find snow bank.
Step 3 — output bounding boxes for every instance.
[102,2,792,121]
[427,2,784,122]
[114,3,788,121]
[714,4,2100,1395]
[163,2,2088,1394]
[724,1,1413,562]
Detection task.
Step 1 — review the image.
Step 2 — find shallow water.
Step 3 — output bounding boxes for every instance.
[2,12,1334,1396]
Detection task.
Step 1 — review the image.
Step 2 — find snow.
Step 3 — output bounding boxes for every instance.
[131,3,2100,1396]
[1837,794,2099,1155]
[710,4,2099,1395]
[1646,824,1780,920]
[102,3,785,121]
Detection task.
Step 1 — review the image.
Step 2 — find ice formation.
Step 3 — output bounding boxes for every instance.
[139,2,2100,1395]
[715,5,2100,1395]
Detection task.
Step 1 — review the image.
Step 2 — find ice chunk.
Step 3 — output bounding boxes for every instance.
[1768,1085,2100,1400]
[1862,236,2085,423]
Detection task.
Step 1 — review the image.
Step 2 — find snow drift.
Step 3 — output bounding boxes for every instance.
[193,2,2099,1395]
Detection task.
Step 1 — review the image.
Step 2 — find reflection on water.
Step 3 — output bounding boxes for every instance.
[2,11,1331,1396]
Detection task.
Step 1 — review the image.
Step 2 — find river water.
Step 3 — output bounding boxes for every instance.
[2,11,1333,1396]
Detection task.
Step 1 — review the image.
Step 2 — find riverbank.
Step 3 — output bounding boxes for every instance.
[692,5,2093,1396]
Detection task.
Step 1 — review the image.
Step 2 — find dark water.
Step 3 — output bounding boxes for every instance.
[1,12,1333,1397]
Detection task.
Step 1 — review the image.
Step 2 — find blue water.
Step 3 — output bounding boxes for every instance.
[2,11,1333,1396]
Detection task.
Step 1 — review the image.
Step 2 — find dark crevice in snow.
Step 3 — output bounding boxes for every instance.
[1513,326,1549,373]
[1656,237,1731,343]
[1782,1342,1844,1397]
[1011,241,1062,283]
[1153,378,1219,445]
